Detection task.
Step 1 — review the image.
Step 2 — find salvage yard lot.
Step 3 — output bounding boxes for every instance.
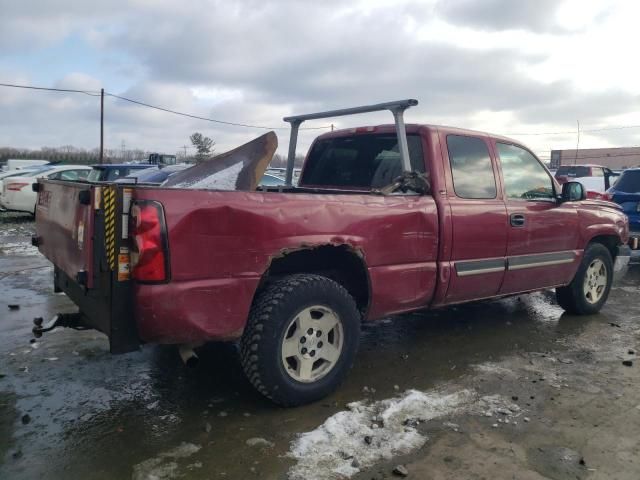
[1,212,639,480]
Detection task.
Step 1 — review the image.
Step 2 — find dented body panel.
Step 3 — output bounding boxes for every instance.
[131,188,439,343]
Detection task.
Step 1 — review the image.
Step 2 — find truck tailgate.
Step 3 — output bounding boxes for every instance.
[34,180,139,353]
[35,180,95,287]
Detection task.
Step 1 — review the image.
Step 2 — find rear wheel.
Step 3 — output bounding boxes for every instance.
[556,243,613,315]
[240,274,360,406]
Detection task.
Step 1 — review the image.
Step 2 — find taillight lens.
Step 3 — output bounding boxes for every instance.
[586,191,600,200]
[7,182,29,191]
[129,201,169,282]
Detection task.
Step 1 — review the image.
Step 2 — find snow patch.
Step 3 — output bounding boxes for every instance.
[287,389,476,480]
[132,442,201,480]
[169,161,243,190]
[0,241,39,256]
[474,363,517,377]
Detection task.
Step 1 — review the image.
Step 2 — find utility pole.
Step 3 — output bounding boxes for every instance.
[99,88,104,164]
[574,119,580,165]
[121,139,126,160]
[182,145,188,159]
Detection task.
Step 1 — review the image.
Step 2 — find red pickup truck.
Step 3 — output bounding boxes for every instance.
[33,100,631,406]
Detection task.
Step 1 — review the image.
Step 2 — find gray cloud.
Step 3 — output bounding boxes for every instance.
[0,1,128,54]
[0,0,638,157]
[434,0,566,33]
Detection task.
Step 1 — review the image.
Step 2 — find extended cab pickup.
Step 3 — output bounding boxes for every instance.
[34,100,631,406]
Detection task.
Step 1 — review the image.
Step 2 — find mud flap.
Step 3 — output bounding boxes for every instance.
[163,131,277,190]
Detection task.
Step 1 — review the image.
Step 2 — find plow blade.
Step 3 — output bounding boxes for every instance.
[164,131,278,190]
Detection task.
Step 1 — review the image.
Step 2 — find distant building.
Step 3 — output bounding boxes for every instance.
[550,147,640,170]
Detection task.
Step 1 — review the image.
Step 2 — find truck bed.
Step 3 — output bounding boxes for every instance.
[35,181,440,350]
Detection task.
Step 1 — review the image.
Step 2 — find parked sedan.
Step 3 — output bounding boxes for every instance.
[259,173,286,187]
[606,168,640,234]
[114,164,189,185]
[87,164,153,182]
[0,165,91,215]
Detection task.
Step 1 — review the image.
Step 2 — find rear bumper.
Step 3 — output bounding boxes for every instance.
[134,276,260,344]
[613,245,631,283]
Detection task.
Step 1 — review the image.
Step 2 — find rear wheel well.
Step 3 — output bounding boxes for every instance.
[588,235,620,260]
[258,245,370,314]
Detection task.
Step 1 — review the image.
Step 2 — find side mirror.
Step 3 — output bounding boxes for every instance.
[561,181,586,202]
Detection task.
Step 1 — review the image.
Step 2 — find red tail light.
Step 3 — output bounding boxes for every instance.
[7,182,30,191]
[129,201,169,282]
[586,191,605,200]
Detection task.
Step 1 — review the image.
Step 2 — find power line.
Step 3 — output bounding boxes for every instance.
[507,124,640,136]
[0,82,101,97]
[105,92,331,131]
[2,81,640,135]
[0,81,331,131]
[556,151,640,161]
[106,92,284,130]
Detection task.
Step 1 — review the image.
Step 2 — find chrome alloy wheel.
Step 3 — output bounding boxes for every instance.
[583,258,607,304]
[281,305,344,383]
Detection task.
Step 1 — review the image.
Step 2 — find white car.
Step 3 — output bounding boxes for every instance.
[0,168,47,210]
[0,165,91,215]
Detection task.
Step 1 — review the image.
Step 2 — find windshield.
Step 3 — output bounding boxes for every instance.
[300,133,425,189]
[556,166,590,177]
[613,170,640,193]
[87,169,103,182]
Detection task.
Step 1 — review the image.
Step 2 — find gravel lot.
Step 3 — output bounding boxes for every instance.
[1,212,639,479]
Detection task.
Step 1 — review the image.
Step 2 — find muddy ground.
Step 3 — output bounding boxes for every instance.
[1,211,639,480]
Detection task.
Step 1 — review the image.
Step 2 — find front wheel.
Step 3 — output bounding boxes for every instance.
[556,243,613,315]
[240,274,360,406]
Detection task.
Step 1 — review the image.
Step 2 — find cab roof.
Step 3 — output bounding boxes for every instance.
[315,123,525,147]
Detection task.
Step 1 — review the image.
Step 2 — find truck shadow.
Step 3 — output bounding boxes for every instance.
[146,290,594,409]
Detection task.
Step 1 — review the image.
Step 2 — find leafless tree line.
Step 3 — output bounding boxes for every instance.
[0,145,186,165]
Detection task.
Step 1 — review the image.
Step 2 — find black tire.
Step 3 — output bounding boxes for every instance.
[240,274,360,406]
[556,243,613,315]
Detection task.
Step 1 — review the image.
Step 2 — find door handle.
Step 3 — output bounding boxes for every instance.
[510,213,525,227]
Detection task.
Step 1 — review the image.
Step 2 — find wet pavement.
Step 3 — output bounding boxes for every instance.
[1,211,639,479]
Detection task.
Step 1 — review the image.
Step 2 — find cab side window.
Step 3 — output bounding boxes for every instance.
[447,135,496,199]
[497,143,554,200]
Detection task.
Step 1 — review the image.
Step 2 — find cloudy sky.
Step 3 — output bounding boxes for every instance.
[1,0,639,160]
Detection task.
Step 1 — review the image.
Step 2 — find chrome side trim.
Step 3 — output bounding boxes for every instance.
[454,251,578,277]
[457,266,506,277]
[455,258,506,277]
[507,251,577,271]
[508,258,574,270]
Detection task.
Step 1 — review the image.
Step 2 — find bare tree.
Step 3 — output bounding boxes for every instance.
[190,132,215,163]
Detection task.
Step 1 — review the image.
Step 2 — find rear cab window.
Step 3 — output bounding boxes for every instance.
[446,135,497,199]
[300,134,426,190]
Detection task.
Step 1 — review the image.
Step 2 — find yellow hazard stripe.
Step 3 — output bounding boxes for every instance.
[104,187,117,270]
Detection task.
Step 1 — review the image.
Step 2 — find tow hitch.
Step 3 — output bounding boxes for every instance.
[32,313,87,338]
